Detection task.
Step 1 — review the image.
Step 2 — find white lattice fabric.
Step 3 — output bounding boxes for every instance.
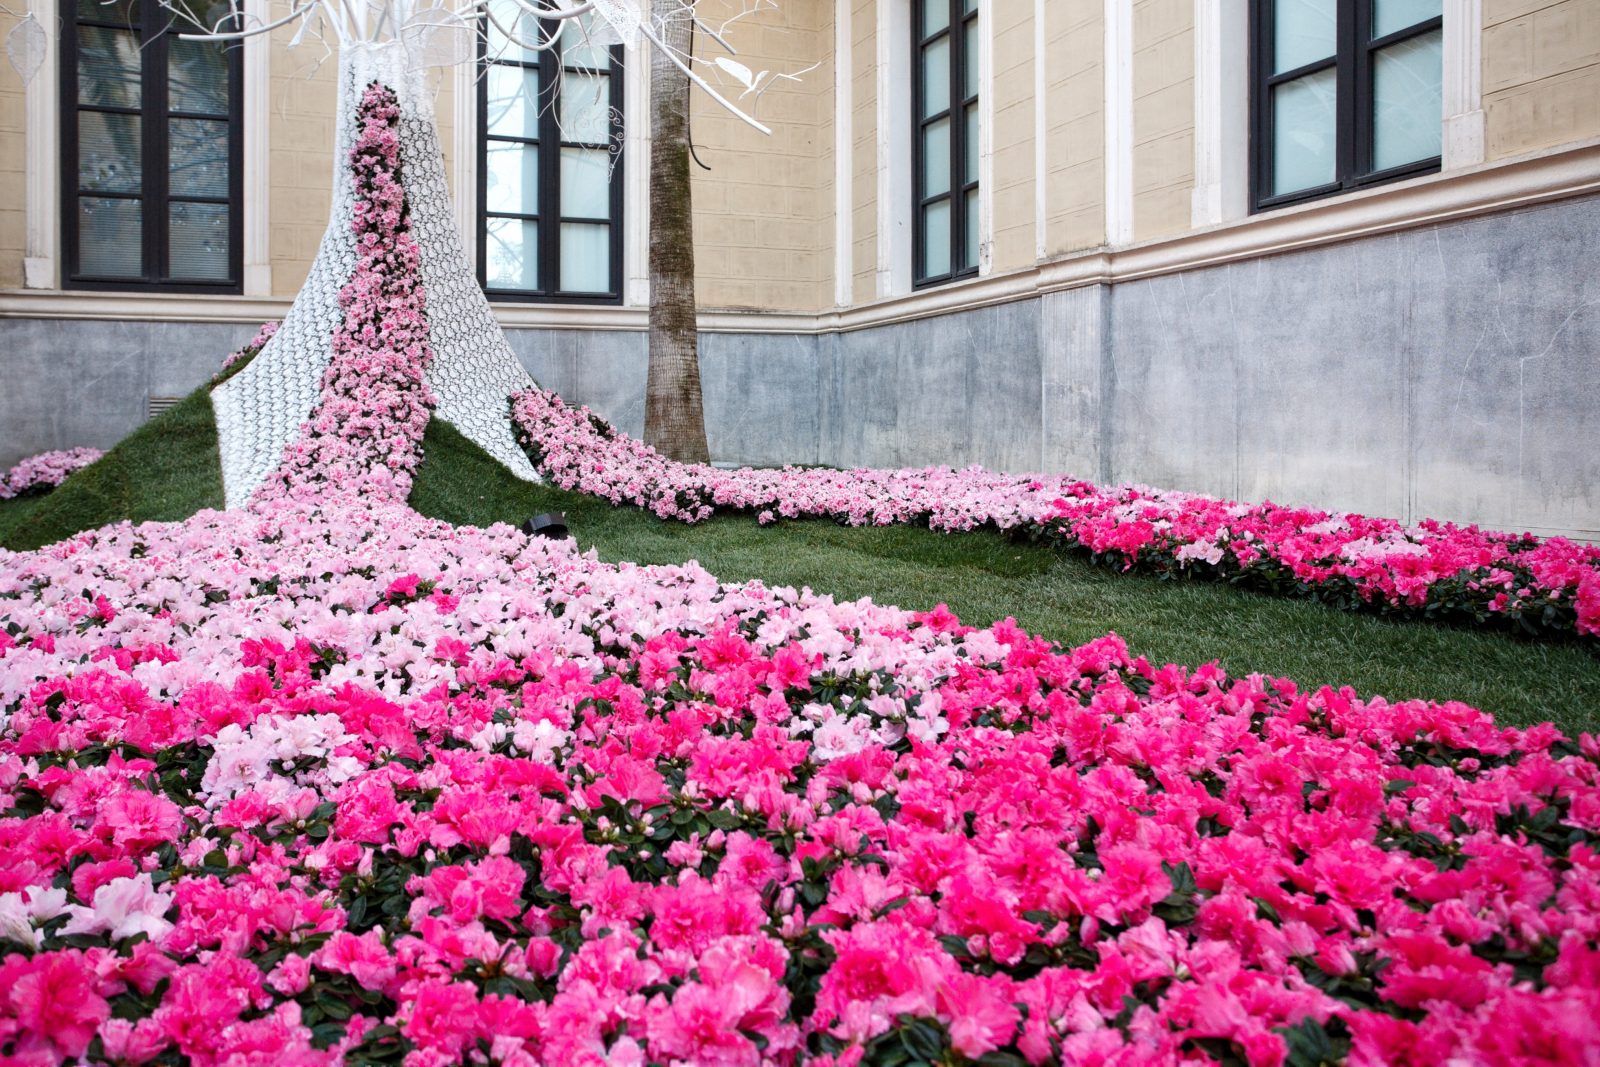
[213,42,541,509]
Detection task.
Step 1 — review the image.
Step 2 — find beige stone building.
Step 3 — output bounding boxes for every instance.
[2,0,1598,536]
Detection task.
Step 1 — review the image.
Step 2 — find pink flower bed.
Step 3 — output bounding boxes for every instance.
[2,76,1598,1067]
[510,389,1600,639]
[0,449,102,501]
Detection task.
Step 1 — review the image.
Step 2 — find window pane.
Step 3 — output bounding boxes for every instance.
[78,26,141,108]
[964,102,978,183]
[486,217,537,289]
[486,0,541,62]
[1373,0,1440,38]
[963,20,978,98]
[559,71,611,143]
[560,222,609,292]
[78,196,142,277]
[485,141,538,215]
[169,38,230,114]
[169,201,230,280]
[560,146,611,218]
[921,0,948,36]
[169,118,230,198]
[1372,28,1442,171]
[1271,66,1336,196]
[486,64,539,139]
[562,9,611,70]
[922,198,951,277]
[922,116,951,197]
[1273,0,1335,74]
[963,0,976,13]
[77,0,138,22]
[79,110,141,192]
[921,36,949,116]
[963,188,978,270]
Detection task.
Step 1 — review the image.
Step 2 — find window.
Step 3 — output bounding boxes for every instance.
[913,0,978,288]
[1253,0,1442,210]
[61,0,242,290]
[479,3,623,303]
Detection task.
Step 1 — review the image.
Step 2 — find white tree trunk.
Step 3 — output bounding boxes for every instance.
[212,42,541,508]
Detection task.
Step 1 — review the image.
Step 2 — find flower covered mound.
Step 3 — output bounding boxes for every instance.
[0,448,103,501]
[510,389,1600,641]
[4,498,1600,1066]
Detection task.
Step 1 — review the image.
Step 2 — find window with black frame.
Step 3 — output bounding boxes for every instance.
[914,0,978,288]
[1254,0,1442,210]
[62,0,242,290]
[479,2,623,303]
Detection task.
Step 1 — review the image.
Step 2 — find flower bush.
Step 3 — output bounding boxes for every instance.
[0,448,103,501]
[2,74,1598,1067]
[510,389,1600,640]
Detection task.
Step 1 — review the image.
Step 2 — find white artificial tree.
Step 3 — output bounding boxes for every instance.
[4,0,792,506]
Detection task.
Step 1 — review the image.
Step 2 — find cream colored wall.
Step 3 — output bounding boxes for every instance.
[1482,0,1600,160]
[850,0,877,305]
[1131,0,1193,242]
[688,0,830,312]
[0,9,28,289]
[988,0,1036,274]
[1043,1,1104,255]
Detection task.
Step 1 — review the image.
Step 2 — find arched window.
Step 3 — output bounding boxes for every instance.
[61,0,243,290]
[478,2,624,303]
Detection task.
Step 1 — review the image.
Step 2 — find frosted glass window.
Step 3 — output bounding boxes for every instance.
[1373,0,1440,38]
[922,117,951,197]
[486,0,541,62]
[169,118,229,198]
[78,111,141,192]
[562,10,610,69]
[486,142,538,215]
[487,66,539,139]
[1274,0,1336,73]
[560,223,609,292]
[964,103,978,182]
[169,38,229,113]
[923,200,951,277]
[1372,28,1442,171]
[560,71,611,142]
[1271,67,1337,196]
[922,37,950,116]
[168,201,229,280]
[963,28,978,98]
[78,26,141,106]
[922,0,948,36]
[78,198,142,277]
[486,218,537,289]
[560,147,611,218]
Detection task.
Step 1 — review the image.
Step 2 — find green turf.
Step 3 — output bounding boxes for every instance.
[410,419,1600,734]
[0,386,225,552]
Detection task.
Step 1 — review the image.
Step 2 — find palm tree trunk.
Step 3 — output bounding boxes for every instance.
[644,0,711,463]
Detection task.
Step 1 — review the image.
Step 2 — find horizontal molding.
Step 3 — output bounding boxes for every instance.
[5,138,1598,336]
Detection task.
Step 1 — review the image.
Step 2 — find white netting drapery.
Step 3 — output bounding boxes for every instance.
[212,41,540,509]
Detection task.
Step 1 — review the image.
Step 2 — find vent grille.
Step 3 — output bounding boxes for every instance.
[147,395,183,420]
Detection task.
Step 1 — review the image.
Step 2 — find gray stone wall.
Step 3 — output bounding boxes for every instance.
[2,193,1596,538]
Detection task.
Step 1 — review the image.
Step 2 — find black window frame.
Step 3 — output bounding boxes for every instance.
[477,14,625,305]
[1251,0,1443,212]
[60,0,245,293]
[912,0,979,290]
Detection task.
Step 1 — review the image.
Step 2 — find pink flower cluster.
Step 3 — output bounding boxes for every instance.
[214,321,280,382]
[2,496,1599,1065]
[257,83,434,507]
[0,448,102,501]
[510,388,1600,639]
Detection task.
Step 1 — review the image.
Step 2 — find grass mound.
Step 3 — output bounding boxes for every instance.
[410,420,1600,734]
[0,386,225,552]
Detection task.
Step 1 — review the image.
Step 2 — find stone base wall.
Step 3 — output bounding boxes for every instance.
[3,194,1597,538]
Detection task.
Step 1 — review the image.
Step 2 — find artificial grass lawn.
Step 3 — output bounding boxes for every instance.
[410,419,1600,736]
[0,387,225,553]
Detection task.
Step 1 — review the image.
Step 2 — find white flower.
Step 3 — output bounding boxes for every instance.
[62,874,174,943]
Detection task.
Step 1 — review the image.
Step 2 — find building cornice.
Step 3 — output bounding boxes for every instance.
[5,137,1598,335]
